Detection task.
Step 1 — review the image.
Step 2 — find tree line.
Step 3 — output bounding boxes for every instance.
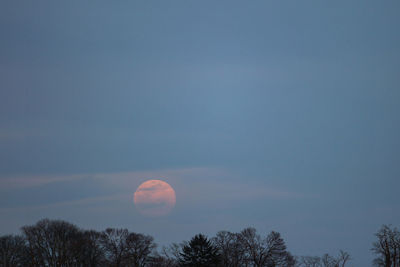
[0,219,398,267]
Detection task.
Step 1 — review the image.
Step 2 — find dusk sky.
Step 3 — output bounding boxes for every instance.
[1,1,399,266]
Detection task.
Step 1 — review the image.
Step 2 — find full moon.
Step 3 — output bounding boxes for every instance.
[133,180,176,217]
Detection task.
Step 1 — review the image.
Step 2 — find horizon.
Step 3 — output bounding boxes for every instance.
[1,1,399,266]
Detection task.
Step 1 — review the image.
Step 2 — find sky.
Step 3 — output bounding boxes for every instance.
[0,1,399,266]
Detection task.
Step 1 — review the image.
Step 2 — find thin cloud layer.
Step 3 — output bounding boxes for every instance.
[0,1,399,266]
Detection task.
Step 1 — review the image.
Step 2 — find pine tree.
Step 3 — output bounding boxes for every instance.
[179,234,220,267]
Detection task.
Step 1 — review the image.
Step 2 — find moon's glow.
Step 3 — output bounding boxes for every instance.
[134,180,176,216]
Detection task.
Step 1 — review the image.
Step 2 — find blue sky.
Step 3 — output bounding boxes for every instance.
[1,1,399,266]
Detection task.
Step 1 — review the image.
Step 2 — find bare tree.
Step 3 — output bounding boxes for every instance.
[337,250,350,267]
[321,253,338,267]
[148,254,176,267]
[77,230,106,267]
[0,235,28,267]
[299,251,351,267]
[99,228,157,267]
[1,218,358,267]
[239,227,265,267]
[213,231,247,267]
[372,225,400,267]
[164,243,182,261]
[157,243,182,267]
[238,227,291,267]
[21,218,82,266]
[100,228,130,267]
[299,256,322,267]
[124,232,157,267]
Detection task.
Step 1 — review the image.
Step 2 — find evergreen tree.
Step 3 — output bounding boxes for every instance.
[179,234,220,267]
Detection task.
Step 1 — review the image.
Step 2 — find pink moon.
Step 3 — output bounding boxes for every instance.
[133,180,176,217]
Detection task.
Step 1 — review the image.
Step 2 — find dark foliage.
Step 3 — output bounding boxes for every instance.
[179,234,220,267]
[0,218,368,267]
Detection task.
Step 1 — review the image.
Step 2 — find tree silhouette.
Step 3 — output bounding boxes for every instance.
[213,231,246,267]
[99,228,157,267]
[100,228,130,267]
[125,232,156,267]
[299,251,351,267]
[337,250,351,267]
[0,235,28,267]
[157,243,181,267]
[77,230,106,267]
[239,227,293,267]
[264,230,289,266]
[0,218,362,267]
[21,219,82,266]
[179,234,220,267]
[299,256,321,267]
[372,225,400,267]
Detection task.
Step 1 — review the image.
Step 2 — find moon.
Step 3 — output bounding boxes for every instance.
[134,180,176,217]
